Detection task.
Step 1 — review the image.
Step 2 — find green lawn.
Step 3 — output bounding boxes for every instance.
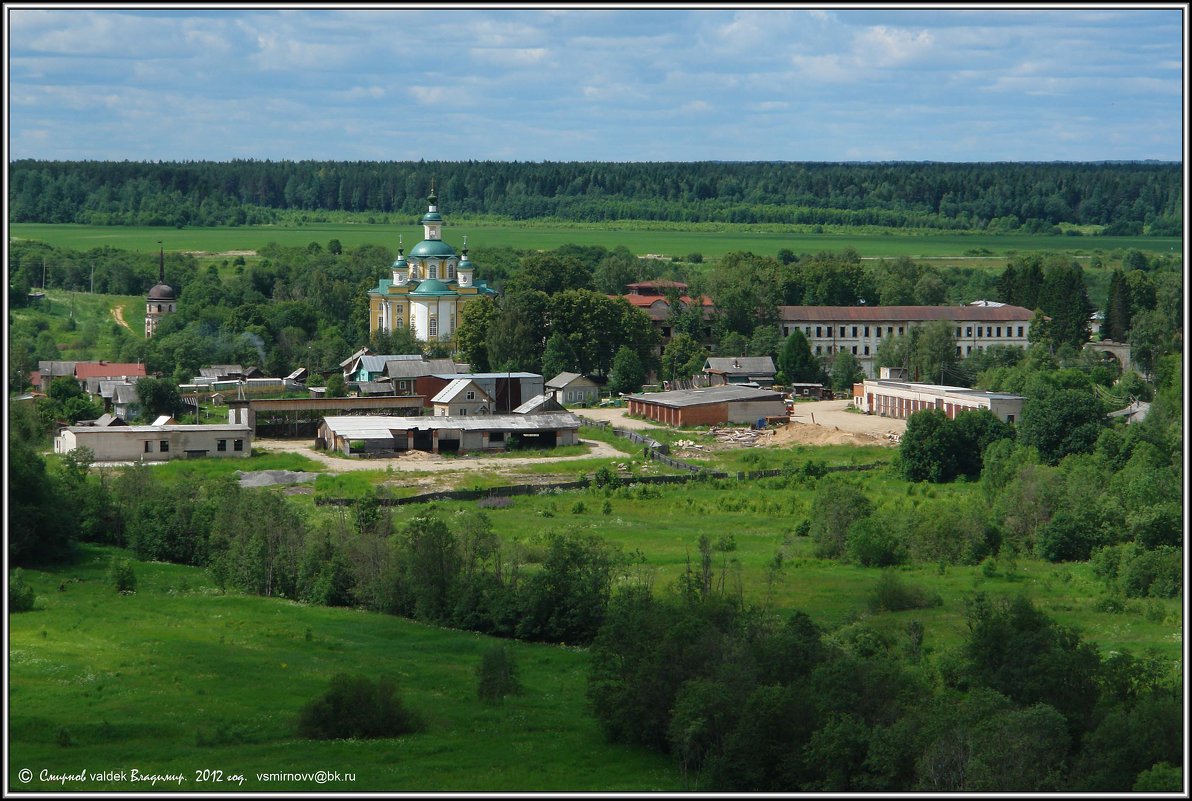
[8,546,679,792]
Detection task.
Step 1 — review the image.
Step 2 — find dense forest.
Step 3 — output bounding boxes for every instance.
[8,160,1182,234]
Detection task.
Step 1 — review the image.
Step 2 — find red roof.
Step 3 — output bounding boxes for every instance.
[777,305,1035,322]
[74,362,148,380]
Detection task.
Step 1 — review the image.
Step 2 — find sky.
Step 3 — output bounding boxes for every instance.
[4,4,1186,163]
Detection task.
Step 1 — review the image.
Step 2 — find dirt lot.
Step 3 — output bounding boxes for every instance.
[251,437,625,474]
[575,400,905,447]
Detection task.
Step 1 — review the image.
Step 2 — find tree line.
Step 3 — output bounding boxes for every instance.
[9,159,1182,233]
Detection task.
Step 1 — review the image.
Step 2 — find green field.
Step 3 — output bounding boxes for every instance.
[8,546,679,793]
[348,469,1181,661]
[9,222,1180,264]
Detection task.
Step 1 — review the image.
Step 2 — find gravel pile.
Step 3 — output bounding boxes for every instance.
[236,469,320,487]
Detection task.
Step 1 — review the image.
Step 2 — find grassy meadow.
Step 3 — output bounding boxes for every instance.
[8,545,679,792]
[366,472,1182,663]
[10,221,1179,266]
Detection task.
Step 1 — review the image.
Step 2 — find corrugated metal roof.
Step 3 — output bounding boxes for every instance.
[704,357,776,374]
[546,372,582,388]
[321,413,580,438]
[512,394,565,414]
[778,305,1035,322]
[626,385,783,408]
[432,378,492,404]
[66,423,251,434]
[863,379,1025,402]
[385,361,434,379]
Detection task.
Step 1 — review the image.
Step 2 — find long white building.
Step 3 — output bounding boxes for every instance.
[853,378,1026,423]
[778,304,1035,377]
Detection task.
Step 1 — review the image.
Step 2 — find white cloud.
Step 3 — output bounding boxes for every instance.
[681,100,711,113]
[470,47,550,67]
[409,86,449,105]
[853,25,934,67]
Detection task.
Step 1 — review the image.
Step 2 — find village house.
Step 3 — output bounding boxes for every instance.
[432,378,494,416]
[702,356,777,386]
[615,280,716,359]
[545,372,600,406]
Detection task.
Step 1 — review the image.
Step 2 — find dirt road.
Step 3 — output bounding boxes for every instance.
[252,437,627,474]
[111,304,132,331]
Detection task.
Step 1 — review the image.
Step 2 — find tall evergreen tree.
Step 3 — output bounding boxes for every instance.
[778,329,825,384]
[1102,269,1132,342]
[1038,260,1092,349]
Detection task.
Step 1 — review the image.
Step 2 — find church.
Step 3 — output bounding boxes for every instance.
[367,190,497,342]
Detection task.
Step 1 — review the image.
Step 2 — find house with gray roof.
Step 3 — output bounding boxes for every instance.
[546,372,600,406]
[432,378,493,416]
[703,356,777,386]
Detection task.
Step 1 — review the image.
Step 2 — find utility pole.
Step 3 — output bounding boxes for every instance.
[90,263,95,294]
[42,257,46,289]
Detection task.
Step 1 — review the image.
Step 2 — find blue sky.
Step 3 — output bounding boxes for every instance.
[6,5,1185,162]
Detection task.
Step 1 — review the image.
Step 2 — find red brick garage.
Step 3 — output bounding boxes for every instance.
[626,385,786,427]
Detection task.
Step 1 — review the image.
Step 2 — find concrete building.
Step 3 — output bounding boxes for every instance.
[366,189,498,343]
[546,372,600,406]
[55,422,252,462]
[853,379,1026,423]
[317,412,581,455]
[778,304,1035,378]
[626,385,786,427]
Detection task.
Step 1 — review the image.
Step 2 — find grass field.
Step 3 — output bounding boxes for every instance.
[368,472,1182,664]
[8,545,680,793]
[9,222,1179,265]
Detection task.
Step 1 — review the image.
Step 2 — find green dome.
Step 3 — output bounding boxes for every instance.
[421,211,443,223]
[409,239,457,258]
[411,279,454,295]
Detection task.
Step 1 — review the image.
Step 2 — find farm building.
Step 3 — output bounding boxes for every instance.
[853,379,1026,423]
[54,422,252,462]
[625,385,786,427]
[317,412,581,455]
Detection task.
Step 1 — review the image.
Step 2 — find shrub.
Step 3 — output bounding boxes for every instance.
[476,644,522,704]
[846,517,907,567]
[477,496,512,510]
[867,571,943,613]
[109,558,136,594]
[9,568,36,612]
[296,673,423,740]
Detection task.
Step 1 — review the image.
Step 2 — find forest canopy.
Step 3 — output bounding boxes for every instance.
[8,160,1182,234]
